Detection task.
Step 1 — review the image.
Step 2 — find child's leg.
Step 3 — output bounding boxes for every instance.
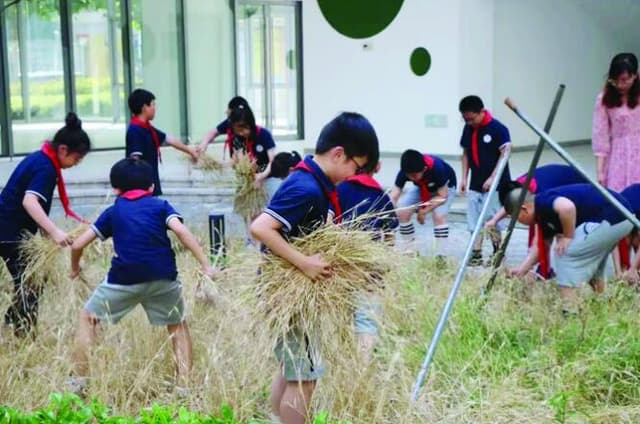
[1,243,41,336]
[280,381,316,424]
[72,309,100,377]
[270,368,287,419]
[396,187,421,252]
[558,286,578,314]
[432,214,449,254]
[467,191,483,263]
[167,321,193,387]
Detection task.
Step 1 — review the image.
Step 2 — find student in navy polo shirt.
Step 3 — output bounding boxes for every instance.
[126,89,198,196]
[489,164,587,279]
[390,149,457,255]
[196,96,249,156]
[459,95,512,266]
[617,183,640,283]
[227,105,279,199]
[337,161,397,361]
[68,158,215,396]
[0,112,91,336]
[503,183,633,314]
[250,112,379,424]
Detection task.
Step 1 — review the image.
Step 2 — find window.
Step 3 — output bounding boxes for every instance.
[235,1,302,139]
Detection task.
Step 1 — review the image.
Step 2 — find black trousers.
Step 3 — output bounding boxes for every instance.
[0,242,42,335]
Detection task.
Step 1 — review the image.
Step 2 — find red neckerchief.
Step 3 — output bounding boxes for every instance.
[470,110,493,168]
[536,220,550,279]
[227,126,262,161]
[119,189,153,200]
[618,238,631,270]
[40,141,85,223]
[417,154,436,202]
[516,174,538,193]
[345,174,383,191]
[295,161,342,223]
[130,116,161,163]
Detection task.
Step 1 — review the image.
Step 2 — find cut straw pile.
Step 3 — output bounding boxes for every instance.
[233,153,266,222]
[251,224,396,366]
[18,226,87,289]
[187,153,224,174]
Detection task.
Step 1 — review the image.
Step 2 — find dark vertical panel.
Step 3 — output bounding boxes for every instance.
[59,0,76,113]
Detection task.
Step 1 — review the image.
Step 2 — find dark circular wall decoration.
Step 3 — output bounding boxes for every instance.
[410,47,431,76]
[317,0,404,39]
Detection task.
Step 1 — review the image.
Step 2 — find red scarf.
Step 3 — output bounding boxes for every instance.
[130,116,161,163]
[345,174,383,191]
[416,154,436,202]
[225,126,262,161]
[119,189,153,200]
[536,220,550,279]
[618,238,631,270]
[470,110,493,168]
[40,141,85,223]
[295,161,342,223]
[515,175,538,248]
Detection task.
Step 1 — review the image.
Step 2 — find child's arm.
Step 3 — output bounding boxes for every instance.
[165,135,198,161]
[251,213,331,280]
[389,186,402,206]
[483,144,511,192]
[167,217,215,277]
[70,228,97,278]
[509,243,539,277]
[552,196,576,256]
[460,151,469,193]
[23,193,72,246]
[255,148,277,184]
[485,207,509,229]
[196,128,221,154]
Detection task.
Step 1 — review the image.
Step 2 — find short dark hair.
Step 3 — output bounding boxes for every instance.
[400,149,425,174]
[110,158,154,191]
[502,185,533,215]
[315,112,379,167]
[228,96,249,110]
[459,95,484,113]
[52,112,91,155]
[128,89,155,115]
[269,151,302,179]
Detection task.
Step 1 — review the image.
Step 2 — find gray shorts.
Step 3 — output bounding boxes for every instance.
[274,327,325,382]
[354,294,382,335]
[466,190,505,232]
[555,220,633,287]
[397,185,457,217]
[84,279,186,326]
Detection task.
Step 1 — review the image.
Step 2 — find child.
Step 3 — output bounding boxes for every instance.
[503,183,632,314]
[227,105,279,198]
[250,112,379,424]
[126,88,198,196]
[68,158,215,395]
[489,164,587,279]
[389,149,457,255]
[196,96,249,155]
[0,112,91,336]
[459,95,511,265]
[268,151,302,180]
[337,161,398,361]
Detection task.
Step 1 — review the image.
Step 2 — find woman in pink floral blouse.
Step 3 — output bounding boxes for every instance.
[592,53,640,191]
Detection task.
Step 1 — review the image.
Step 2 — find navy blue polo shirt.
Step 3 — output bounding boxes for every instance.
[621,184,640,218]
[215,119,230,135]
[125,124,167,196]
[0,150,57,242]
[517,164,586,193]
[91,196,182,285]
[394,155,457,193]
[337,178,398,233]
[535,184,631,239]
[229,126,276,171]
[459,116,511,192]
[264,156,332,238]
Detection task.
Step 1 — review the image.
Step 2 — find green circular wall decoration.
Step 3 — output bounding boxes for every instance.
[410,47,431,76]
[317,0,404,39]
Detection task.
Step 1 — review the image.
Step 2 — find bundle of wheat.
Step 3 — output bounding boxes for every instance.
[232,153,266,222]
